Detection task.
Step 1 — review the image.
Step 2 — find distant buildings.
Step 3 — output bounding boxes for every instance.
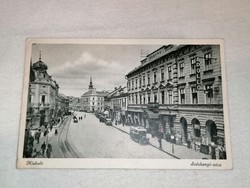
[57,93,69,118]
[105,86,129,124]
[126,45,226,157]
[81,77,109,113]
[26,52,68,129]
[69,97,81,111]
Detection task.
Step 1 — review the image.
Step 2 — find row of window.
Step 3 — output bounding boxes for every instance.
[28,94,57,105]
[83,97,104,102]
[91,102,103,106]
[129,85,214,105]
[111,98,127,108]
[128,52,213,91]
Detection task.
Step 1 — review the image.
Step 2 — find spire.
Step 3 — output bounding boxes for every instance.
[89,76,93,89]
[39,51,41,61]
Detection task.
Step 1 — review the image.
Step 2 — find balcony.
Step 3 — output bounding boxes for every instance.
[30,103,52,109]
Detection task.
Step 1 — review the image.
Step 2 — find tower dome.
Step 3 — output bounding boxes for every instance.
[32,51,48,71]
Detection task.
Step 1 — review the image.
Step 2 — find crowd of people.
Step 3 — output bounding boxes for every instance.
[23,125,55,158]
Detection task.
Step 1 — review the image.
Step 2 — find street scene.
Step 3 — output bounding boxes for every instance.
[22,42,227,160]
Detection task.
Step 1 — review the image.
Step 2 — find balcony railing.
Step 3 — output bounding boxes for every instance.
[29,103,54,108]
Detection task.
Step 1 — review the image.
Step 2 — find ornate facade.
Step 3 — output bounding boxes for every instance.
[126,45,226,158]
[26,53,59,129]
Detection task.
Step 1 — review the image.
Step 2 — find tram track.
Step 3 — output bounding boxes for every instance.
[58,116,79,158]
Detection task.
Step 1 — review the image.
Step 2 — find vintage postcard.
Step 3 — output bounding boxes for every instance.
[17,39,232,169]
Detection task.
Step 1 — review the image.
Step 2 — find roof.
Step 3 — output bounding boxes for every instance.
[33,60,48,70]
[96,91,109,96]
[126,45,186,77]
[106,86,128,99]
[82,90,109,97]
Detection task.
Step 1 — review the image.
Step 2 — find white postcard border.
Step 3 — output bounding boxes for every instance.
[17,38,232,169]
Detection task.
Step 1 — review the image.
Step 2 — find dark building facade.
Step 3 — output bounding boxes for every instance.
[126,45,226,158]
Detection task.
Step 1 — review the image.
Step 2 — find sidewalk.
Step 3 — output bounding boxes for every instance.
[32,127,56,158]
[32,117,68,158]
[112,123,211,159]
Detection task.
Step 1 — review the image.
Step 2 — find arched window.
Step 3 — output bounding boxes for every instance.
[192,118,201,138]
[206,120,218,144]
[180,117,188,143]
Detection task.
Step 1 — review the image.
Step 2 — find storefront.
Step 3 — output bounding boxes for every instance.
[142,109,159,136]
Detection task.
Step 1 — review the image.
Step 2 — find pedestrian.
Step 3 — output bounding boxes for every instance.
[158,137,162,149]
[46,148,51,158]
[28,135,34,148]
[43,130,47,137]
[26,145,33,158]
[55,129,58,135]
[46,143,52,158]
[41,142,46,155]
[50,124,53,131]
[48,143,52,150]
[35,131,41,144]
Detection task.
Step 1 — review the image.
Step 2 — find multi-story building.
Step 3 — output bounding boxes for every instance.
[126,45,226,157]
[81,77,109,113]
[26,53,59,129]
[57,93,69,117]
[69,97,81,111]
[105,86,128,124]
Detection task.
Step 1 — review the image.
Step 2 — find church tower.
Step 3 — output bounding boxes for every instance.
[89,76,94,90]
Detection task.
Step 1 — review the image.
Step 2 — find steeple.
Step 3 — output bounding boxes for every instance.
[39,51,41,61]
[32,50,48,71]
[89,76,93,89]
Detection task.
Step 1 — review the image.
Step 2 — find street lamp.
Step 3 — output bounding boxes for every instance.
[170,135,175,154]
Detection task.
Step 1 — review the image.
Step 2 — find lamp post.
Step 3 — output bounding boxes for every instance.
[171,135,175,154]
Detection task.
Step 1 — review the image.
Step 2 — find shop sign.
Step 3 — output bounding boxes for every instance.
[196,61,202,90]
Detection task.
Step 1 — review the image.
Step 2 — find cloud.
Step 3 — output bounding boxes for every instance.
[50,52,125,78]
[49,52,128,94]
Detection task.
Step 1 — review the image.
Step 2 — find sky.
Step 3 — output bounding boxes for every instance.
[31,43,161,97]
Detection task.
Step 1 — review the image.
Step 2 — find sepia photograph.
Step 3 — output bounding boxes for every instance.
[17,39,232,169]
